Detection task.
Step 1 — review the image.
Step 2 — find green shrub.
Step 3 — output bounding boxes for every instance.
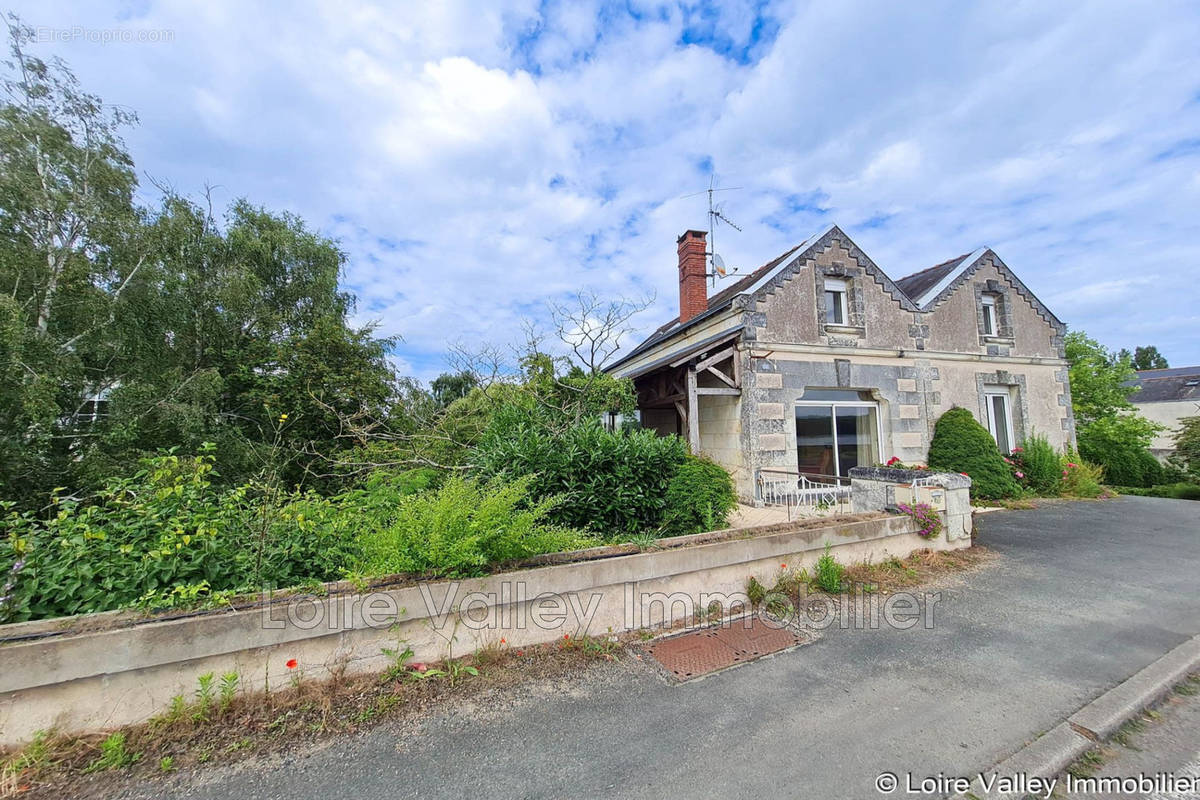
[813,543,845,593]
[1060,456,1104,498]
[926,407,1020,500]
[1077,416,1163,487]
[1116,482,1200,501]
[660,455,738,536]
[473,417,688,536]
[1012,433,1061,495]
[0,451,425,622]
[354,475,593,578]
[746,575,767,606]
[2,451,255,621]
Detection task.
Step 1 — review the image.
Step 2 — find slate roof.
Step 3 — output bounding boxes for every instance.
[892,253,972,301]
[1131,367,1200,403]
[609,238,812,368]
[609,224,1058,371]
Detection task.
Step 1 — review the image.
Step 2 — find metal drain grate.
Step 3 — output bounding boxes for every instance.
[645,616,804,680]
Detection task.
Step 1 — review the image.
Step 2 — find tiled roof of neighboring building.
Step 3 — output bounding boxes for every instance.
[1131,367,1200,403]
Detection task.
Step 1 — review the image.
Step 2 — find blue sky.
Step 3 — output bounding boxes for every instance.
[10,0,1200,380]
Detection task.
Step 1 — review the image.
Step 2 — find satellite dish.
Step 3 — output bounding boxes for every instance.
[712,253,727,276]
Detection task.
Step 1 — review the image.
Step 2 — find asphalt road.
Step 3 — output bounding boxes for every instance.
[124,496,1200,800]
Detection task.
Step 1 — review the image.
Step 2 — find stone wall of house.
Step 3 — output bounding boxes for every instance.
[734,350,1072,503]
[697,393,745,486]
[751,237,916,352]
[920,255,1063,360]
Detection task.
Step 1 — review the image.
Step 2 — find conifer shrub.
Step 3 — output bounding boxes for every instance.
[926,407,1020,500]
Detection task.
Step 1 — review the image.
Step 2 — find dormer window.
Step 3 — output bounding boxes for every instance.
[825,278,849,325]
[981,294,998,336]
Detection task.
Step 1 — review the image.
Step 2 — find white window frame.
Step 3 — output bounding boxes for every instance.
[824,278,849,326]
[983,390,1015,453]
[981,294,997,336]
[795,398,884,477]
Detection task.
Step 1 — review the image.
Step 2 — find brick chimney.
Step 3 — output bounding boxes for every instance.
[677,229,708,324]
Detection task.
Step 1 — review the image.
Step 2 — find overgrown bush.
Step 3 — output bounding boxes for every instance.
[1009,433,1061,495]
[1059,456,1105,498]
[660,455,738,536]
[354,475,592,578]
[0,449,365,622]
[1077,415,1163,487]
[473,416,688,536]
[926,407,1020,500]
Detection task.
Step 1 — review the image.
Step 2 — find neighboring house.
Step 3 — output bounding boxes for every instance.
[1129,366,1200,459]
[608,225,1074,501]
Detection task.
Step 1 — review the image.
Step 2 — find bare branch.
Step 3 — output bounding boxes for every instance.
[548,289,655,373]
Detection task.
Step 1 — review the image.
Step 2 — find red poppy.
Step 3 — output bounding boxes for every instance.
[500,638,506,644]
[285,658,298,669]
[780,563,787,569]
[563,634,570,640]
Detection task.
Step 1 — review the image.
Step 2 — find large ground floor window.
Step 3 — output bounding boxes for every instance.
[795,390,881,477]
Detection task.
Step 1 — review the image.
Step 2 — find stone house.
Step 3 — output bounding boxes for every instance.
[1128,366,1200,459]
[607,225,1074,501]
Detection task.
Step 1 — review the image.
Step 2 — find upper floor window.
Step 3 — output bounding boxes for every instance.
[981,293,998,336]
[824,278,848,325]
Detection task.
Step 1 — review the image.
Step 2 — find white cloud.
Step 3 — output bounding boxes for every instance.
[9,0,1200,373]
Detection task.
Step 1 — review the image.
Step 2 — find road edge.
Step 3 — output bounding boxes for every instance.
[951,633,1200,800]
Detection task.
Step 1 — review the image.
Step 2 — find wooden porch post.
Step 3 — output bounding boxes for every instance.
[686,366,700,453]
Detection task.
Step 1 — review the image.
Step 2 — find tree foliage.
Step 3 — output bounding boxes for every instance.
[1169,416,1200,481]
[1064,331,1163,487]
[0,22,400,504]
[1117,345,1169,371]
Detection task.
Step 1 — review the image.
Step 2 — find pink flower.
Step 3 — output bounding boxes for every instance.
[1067,462,1077,468]
[1012,446,1023,452]
[1015,471,1025,479]
[1062,470,1069,476]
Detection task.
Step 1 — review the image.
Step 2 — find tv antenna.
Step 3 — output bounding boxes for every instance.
[682,175,742,285]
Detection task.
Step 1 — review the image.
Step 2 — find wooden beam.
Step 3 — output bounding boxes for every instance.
[696,387,741,396]
[694,346,735,373]
[685,367,700,453]
[706,364,738,388]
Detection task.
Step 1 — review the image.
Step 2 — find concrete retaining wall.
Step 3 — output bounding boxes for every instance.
[0,512,969,746]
